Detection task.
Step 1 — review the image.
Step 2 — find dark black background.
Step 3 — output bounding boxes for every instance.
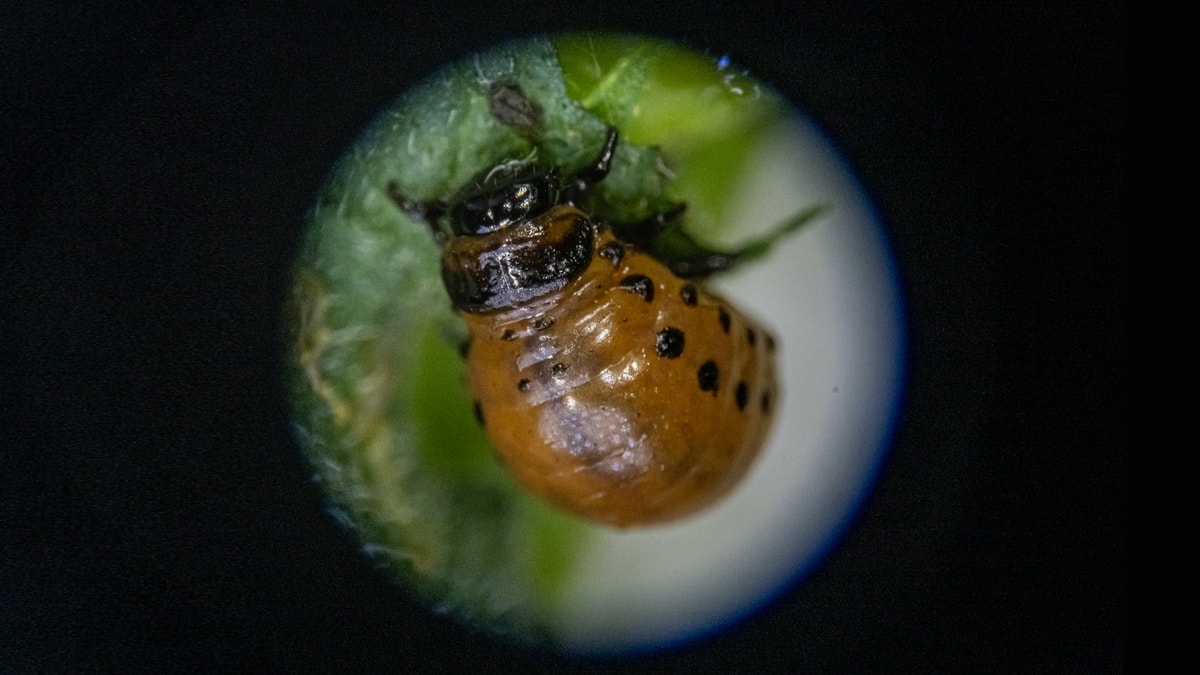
[3,1,1121,671]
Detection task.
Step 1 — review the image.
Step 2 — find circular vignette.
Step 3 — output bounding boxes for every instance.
[287,34,904,653]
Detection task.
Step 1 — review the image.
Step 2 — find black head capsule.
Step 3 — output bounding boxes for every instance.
[441,210,596,313]
[438,127,621,314]
[448,165,557,235]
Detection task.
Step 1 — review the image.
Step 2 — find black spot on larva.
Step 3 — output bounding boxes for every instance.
[473,401,485,426]
[736,381,749,411]
[459,338,471,358]
[518,378,531,392]
[551,362,569,379]
[746,328,757,346]
[598,241,624,266]
[760,390,773,414]
[501,328,517,341]
[533,315,555,331]
[765,333,777,351]
[619,274,654,302]
[680,283,698,306]
[718,306,731,334]
[698,360,719,395]
[655,327,685,359]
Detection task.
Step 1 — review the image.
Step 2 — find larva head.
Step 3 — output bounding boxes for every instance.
[439,128,619,313]
[440,206,596,314]
[446,162,561,236]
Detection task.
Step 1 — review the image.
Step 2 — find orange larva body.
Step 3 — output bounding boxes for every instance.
[455,207,778,526]
[394,126,781,527]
